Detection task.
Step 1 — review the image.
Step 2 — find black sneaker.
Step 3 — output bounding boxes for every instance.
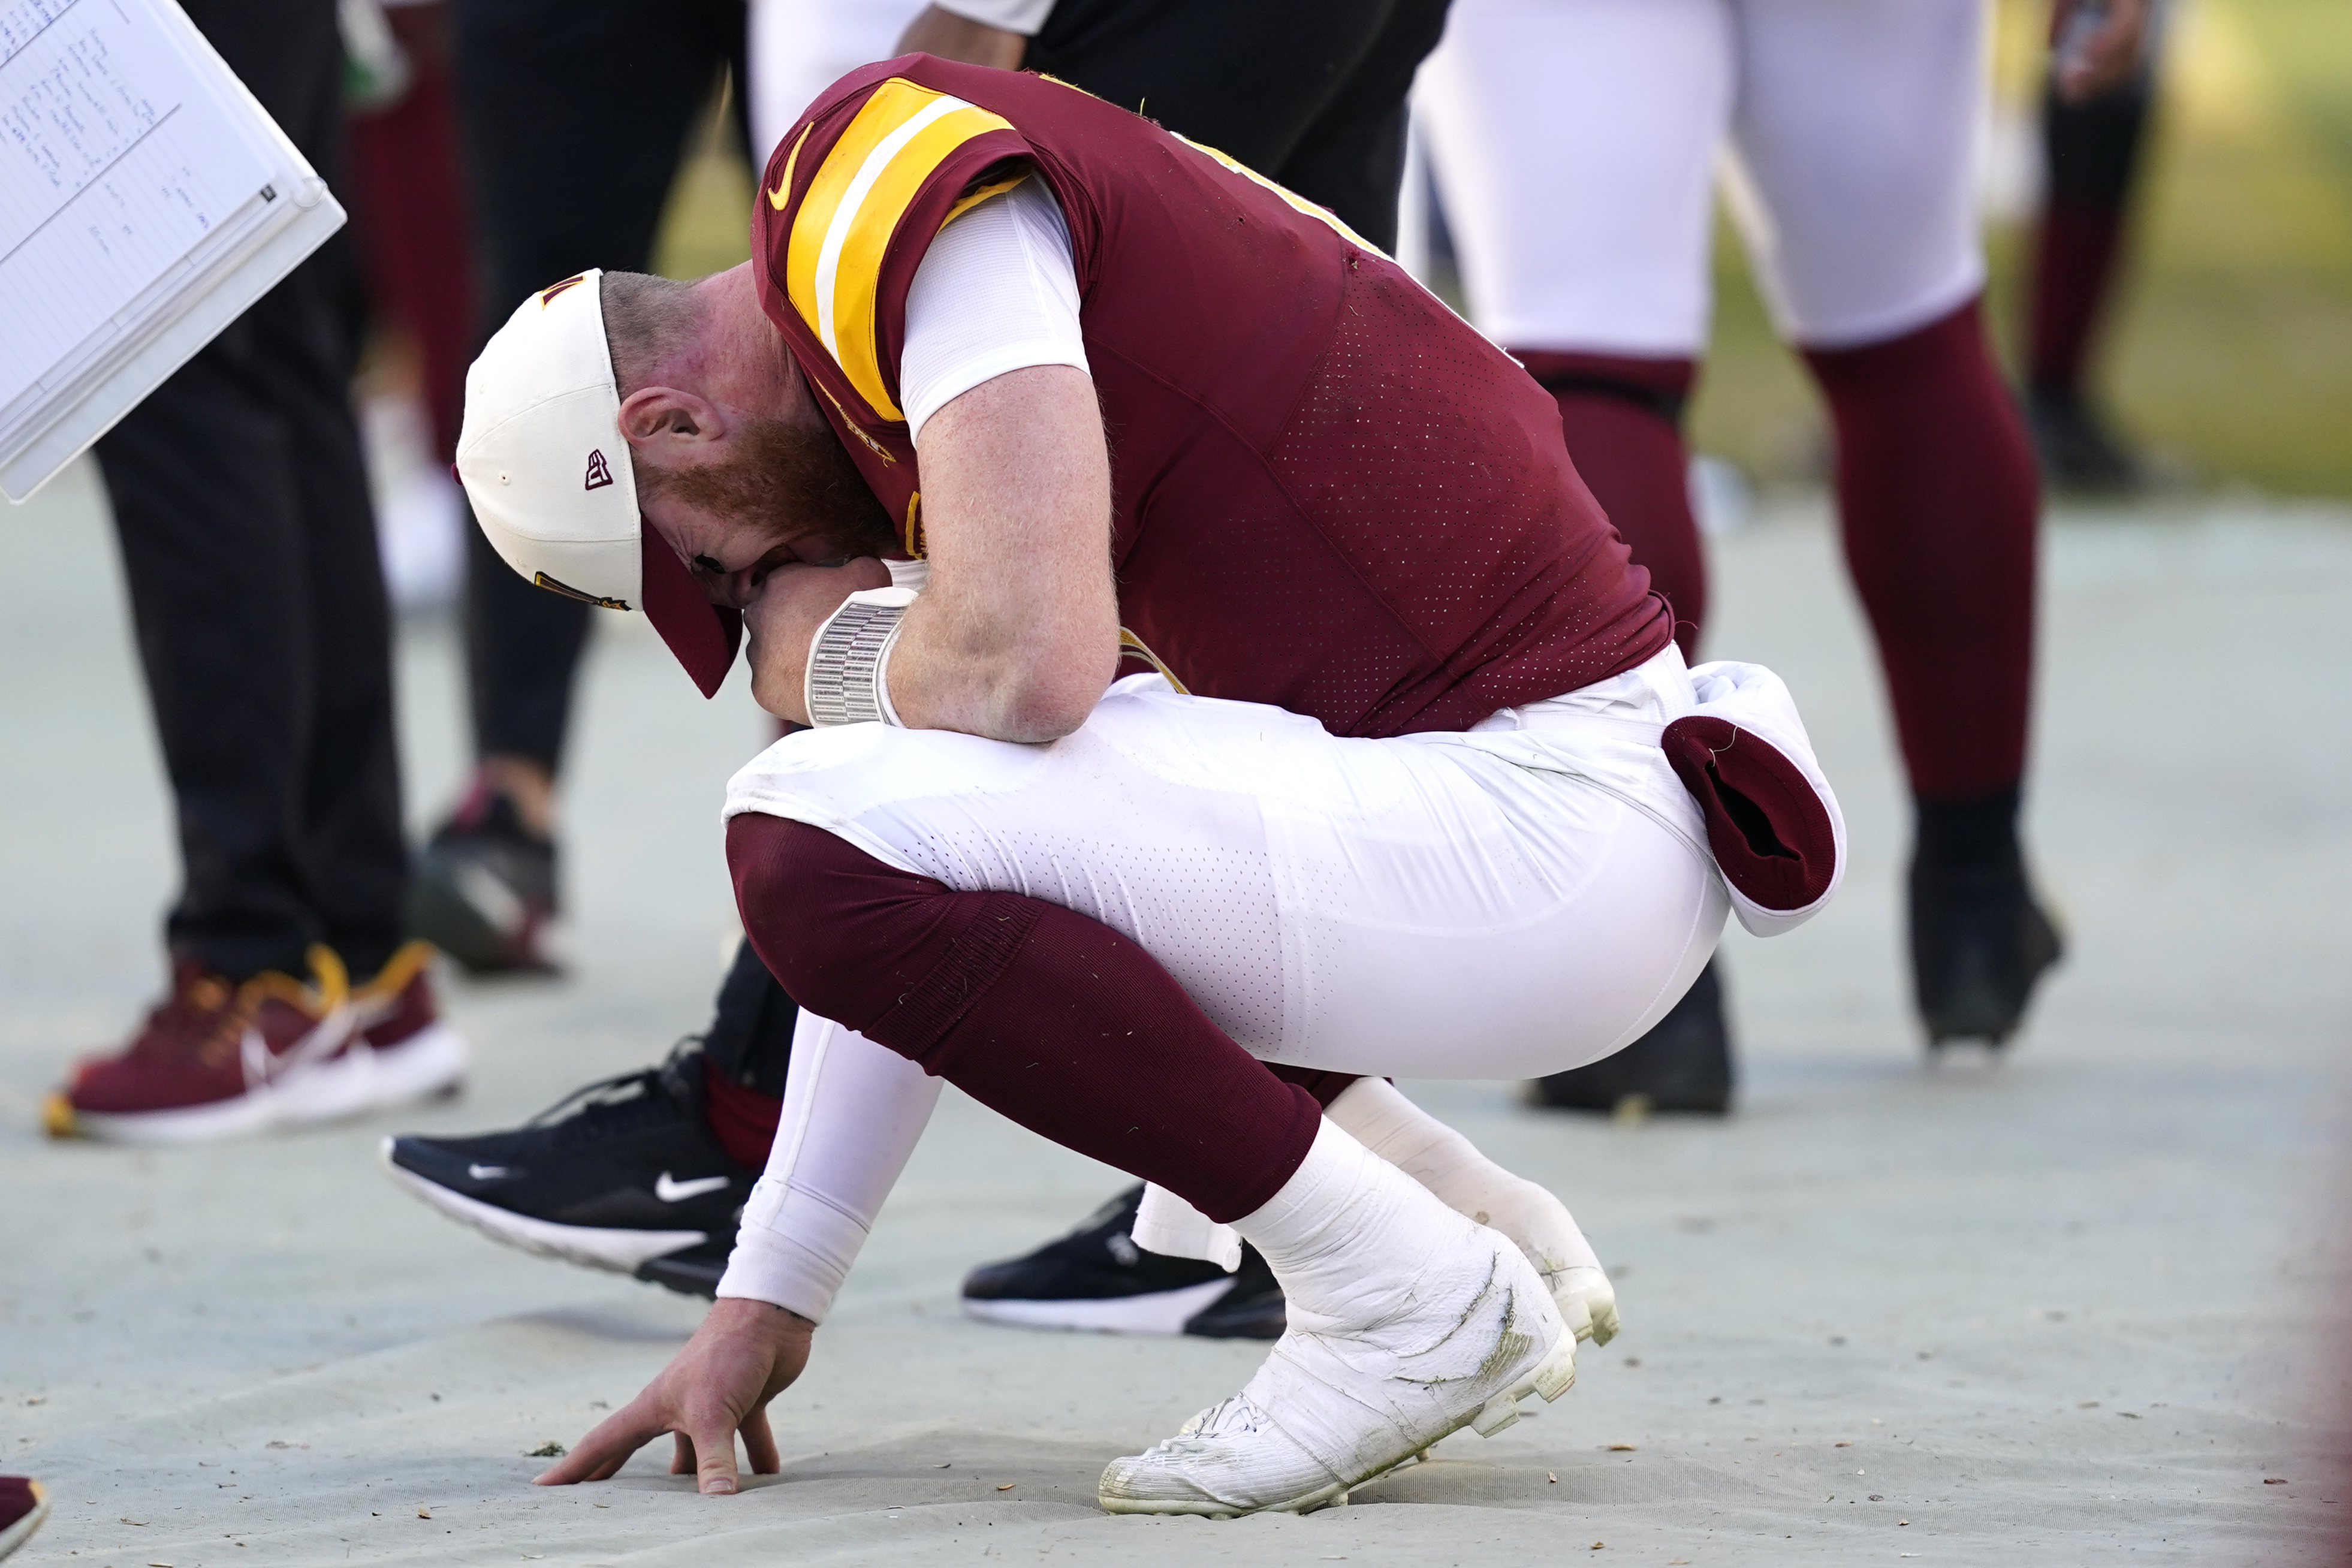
[961,1185,1286,1339]
[378,1039,753,1296]
[1522,960,1733,1116]
[1911,860,2064,1047]
[408,777,560,975]
[2025,388,2143,496]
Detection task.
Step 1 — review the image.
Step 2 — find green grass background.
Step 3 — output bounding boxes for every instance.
[652,0,2352,497]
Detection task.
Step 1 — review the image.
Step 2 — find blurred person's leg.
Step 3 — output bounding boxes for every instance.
[2024,53,2160,490]
[1417,0,1736,1113]
[346,2,479,466]
[417,0,750,972]
[1024,0,1449,254]
[1730,0,2059,1046]
[51,0,465,1145]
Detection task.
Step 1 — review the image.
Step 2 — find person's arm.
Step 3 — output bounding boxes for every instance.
[743,362,1118,743]
[535,1015,942,1495]
[2051,0,2151,102]
[893,4,1028,70]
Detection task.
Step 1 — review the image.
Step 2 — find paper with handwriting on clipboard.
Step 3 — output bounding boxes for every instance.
[0,0,346,501]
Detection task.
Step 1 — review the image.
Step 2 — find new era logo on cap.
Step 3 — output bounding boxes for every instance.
[584,448,614,490]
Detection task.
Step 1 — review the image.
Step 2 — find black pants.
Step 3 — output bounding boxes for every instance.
[1027,0,1449,253]
[449,0,747,776]
[98,0,407,984]
[452,0,1449,1090]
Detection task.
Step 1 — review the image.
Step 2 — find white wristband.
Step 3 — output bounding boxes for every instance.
[804,586,918,727]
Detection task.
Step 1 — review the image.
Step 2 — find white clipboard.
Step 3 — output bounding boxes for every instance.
[0,0,348,502]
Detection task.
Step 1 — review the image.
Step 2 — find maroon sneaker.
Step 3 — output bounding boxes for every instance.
[46,942,467,1144]
[0,1476,47,1561]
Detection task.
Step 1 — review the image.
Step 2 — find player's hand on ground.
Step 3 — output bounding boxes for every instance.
[535,1297,815,1495]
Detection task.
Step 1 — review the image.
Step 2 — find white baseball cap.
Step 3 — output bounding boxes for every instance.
[456,270,742,697]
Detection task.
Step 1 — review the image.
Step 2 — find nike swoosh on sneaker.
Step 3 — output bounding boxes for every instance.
[654,1172,731,1203]
[468,1163,512,1181]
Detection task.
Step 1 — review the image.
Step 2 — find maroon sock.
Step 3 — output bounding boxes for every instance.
[1519,351,1705,657]
[701,1056,782,1169]
[1803,298,2040,801]
[2027,200,2127,400]
[726,815,1322,1224]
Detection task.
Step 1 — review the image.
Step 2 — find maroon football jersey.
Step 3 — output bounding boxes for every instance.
[753,56,1671,738]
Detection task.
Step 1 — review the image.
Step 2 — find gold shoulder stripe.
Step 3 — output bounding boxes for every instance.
[942,170,1029,229]
[1171,133,1379,254]
[785,78,1015,423]
[1117,628,1188,695]
[765,123,814,210]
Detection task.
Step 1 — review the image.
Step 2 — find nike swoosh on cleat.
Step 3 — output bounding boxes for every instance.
[468,1163,512,1180]
[654,1172,731,1203]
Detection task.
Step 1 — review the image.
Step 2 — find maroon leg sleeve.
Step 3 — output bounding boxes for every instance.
[727,814,1323,1225]
[701,1058,782,1169]
[1519,351,1706,658]
[2027,201,2126,401]
[1803,299,2040,801]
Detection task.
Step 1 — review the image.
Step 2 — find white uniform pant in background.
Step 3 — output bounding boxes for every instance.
[1415,0,1991,354]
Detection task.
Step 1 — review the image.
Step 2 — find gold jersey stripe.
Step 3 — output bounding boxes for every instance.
[1117,628,1189,695]
[785,79,1015,423]
[1171,132,1379,254]
[942,170,1029,228]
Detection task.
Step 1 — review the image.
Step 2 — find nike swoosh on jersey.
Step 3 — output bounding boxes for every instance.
[654,1172,731,1203]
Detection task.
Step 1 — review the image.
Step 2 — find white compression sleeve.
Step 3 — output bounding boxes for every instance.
[714,1011,943,1321]
[899,176,1087,444]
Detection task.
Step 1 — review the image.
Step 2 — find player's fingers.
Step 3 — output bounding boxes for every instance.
[690,1419,743,1495]
[671,1431,695,1475]
[741,1403,782,1475]
[536,1404,665,1486]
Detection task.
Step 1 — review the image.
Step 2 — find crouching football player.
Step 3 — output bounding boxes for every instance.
[456,56,1841,1515]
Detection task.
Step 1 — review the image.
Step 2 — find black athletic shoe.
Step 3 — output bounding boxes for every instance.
[1910,861,2064,1047]
[379,1039,753,1296]
[2025,388,2144,496]
[1522,960,1734,1116]
[961,1185,1286,1339]
[408,778,560,975]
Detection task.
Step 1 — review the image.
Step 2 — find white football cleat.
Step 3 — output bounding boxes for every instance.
[1097,1124,1575,1518]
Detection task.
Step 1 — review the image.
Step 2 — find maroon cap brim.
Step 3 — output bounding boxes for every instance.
[639,529,743,698]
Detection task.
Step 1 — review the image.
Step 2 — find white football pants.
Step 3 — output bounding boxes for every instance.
[716,646,1729,1319]
[1415,0,1992,354]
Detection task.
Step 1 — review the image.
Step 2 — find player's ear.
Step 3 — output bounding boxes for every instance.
[619,386,725,450]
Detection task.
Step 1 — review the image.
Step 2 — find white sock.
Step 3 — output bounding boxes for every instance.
[1326,1078,1604,1278]
[1132,1183,1242,1271]
[1230,1118,1480,1328]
